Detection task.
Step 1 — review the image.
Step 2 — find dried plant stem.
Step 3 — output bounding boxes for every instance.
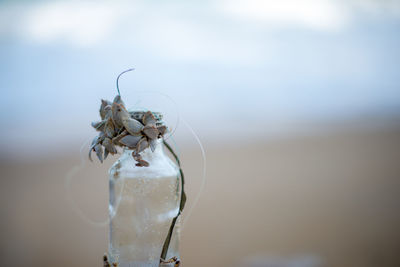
[160,140,186,262]
[116,68,135,96]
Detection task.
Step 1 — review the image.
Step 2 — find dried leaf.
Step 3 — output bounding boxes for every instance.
[160,140,185,261]
[180,190,187,212]
[143,125,159,140]
[119,134,142,148]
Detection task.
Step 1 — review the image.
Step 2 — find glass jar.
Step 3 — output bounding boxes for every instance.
[108,139,181,267]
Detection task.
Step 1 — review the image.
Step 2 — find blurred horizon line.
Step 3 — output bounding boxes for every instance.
[1,112,399,163]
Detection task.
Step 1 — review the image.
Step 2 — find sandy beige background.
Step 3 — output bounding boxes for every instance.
[1,125,400,267]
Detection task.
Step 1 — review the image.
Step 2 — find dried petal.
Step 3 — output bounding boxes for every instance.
[111,97,125,127]
[113,95,125,106]
[88,136,99,162]
[111,102,124,128]
[149,138,157,152]
[135,158,149,167]
[90,135,99,147]
[91,120,106,132]
[132,151,141,160]
[94,144,103,163]
[143,111,156,125]
[160,257,180,267]
[143,125,158,140]
[119,134,142,148]
[104,118,115,138]
[115,104,144,135]
[91,94,169,168]
[104,148,109,160]
[100,99,112,120]
[103,254,110,267]
[123,118,144,135]
[98,132,106,142]
[157,125,168,136]
[112,130,128,145]
[104,105,112,120]
[103,137,117,154]
[88,150,93,162]
[136,137,149,153]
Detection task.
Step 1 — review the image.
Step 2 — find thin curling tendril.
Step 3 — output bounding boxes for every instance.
[116,68,135,96]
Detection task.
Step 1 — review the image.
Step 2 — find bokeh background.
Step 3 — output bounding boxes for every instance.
[1,0,400,266]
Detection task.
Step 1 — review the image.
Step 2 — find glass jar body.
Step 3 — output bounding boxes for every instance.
[108,141,180,267]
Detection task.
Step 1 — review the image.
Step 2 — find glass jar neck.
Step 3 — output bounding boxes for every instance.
[122,138,164,158]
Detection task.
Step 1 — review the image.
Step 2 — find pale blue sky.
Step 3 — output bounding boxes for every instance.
[1,0,400,158]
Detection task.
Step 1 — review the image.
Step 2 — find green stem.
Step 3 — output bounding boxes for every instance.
[160,141,186,262]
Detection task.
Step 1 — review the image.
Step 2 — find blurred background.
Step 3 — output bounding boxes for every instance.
[1,0,400,266]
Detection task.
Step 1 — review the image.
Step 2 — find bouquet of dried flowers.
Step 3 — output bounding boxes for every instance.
[88,95,167,167]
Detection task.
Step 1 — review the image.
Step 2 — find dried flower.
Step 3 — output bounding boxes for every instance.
[89,95,168,167]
